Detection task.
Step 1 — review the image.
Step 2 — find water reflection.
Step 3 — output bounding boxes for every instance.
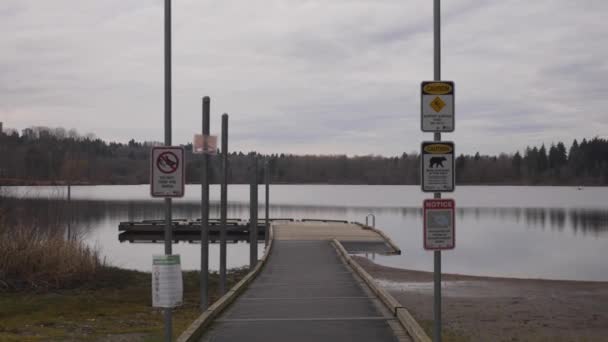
[2,198,607,238]
[2,197,608,278]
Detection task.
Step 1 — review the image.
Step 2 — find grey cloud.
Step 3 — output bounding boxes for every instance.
[1,0,607,156]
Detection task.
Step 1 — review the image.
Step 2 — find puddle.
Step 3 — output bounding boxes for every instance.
[376,279,511,298]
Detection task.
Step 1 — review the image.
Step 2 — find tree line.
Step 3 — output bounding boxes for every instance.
[1,125,607,185]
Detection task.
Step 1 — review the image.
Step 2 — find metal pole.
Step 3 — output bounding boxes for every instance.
[67,183,71,240]
[163,0,173,340]
[434,0,441,81]
[200,96,210,311]
[433,0,442,341]
[264,160,270,246]
[219,114,228,295]
[249,156,258,269]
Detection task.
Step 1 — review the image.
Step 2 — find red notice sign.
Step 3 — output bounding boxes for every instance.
[423,199,455,250]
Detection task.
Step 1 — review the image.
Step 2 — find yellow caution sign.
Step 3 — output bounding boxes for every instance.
[421,80,455,132]
[430,97,446,113]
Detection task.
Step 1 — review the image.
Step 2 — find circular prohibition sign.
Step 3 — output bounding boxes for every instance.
[156,151,179,174]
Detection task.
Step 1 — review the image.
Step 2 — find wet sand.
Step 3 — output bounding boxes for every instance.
[354,256,608,342]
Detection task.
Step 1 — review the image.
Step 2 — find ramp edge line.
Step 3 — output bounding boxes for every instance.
[331,239,431,342]
[176,224,275,342]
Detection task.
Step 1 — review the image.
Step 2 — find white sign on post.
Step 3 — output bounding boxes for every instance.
[150,146,185,197]
[193,134,217,155]
[152,255,183,308]
[421,141,455,192]
[421,81,454,132]
[424,199,455,250]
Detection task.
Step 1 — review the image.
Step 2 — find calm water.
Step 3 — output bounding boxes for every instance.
[3,185,608,281]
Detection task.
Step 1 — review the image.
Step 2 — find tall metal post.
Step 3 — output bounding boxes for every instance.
[264,161,270,246]
[249,155,258,269]
[67,183,71,240]
[219,114,228,295]
[200,96,210,311]
[163,0,173,340]
[433,0,442,341]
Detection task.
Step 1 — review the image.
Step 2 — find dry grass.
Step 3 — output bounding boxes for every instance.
[0,221,103,292]
[0,267,250,341]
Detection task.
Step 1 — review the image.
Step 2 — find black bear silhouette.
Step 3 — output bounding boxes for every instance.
[429,156,446,168]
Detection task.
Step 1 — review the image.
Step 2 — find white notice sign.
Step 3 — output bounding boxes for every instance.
[152,255,183,308]
[424,199,455,250]
[150,146,185,197]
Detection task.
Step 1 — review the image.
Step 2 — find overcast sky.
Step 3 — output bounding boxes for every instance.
[1,0,607,156]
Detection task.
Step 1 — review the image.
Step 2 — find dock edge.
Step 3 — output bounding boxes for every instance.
[352,222,402,255]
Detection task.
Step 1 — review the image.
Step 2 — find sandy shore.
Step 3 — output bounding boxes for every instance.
[354,256,608,342]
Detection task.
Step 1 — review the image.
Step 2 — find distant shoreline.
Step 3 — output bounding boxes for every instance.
[2,182,603,187]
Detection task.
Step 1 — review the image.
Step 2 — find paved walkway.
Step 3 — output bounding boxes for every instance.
[200,236,409,341]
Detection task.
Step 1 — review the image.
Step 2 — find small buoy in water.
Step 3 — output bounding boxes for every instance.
[578,186,584,190]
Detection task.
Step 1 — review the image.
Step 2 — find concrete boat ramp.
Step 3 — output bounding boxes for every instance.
[179,222,425,342]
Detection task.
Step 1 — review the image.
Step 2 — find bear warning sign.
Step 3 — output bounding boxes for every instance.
[421,141,455,192]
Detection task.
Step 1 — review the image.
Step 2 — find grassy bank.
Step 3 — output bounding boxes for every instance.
[0,224,102,292]
[0,211,249,341]
[0,267,249,341]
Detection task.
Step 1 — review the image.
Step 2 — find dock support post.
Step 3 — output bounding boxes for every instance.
[264,160,270,246]
[250,154,258,269]
[220,114,228,295]
[67,182,71,240]
[200,96,210,311]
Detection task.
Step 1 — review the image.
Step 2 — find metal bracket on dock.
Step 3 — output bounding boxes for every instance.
[365,213,376,228]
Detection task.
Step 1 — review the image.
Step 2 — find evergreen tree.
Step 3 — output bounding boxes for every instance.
[549,144,559,169]
[538,145,548,172]
[556,142,567,167]
[512,151,522,178]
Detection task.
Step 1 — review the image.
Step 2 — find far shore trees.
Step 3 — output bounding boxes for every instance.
[1,125,607,186]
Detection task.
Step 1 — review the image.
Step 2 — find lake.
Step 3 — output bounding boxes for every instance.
[3,185,608,281]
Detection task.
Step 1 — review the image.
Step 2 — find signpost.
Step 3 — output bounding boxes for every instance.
[199,96,211,311]
[161,1,176,340]
[424,199,455,250]
[264,161,270,246]
[421,81,454,132]
[421,141,454,192]
[249,155,258,269]
[151,147,185,198]
[219,114,229,295]
[419,1,454,341]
